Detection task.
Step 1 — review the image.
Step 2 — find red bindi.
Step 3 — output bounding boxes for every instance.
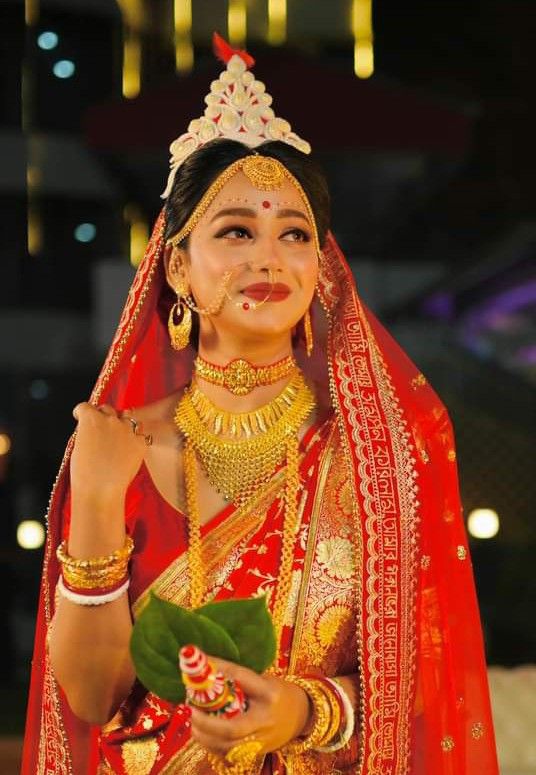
[262,200,271,209]
[242,302,250,311]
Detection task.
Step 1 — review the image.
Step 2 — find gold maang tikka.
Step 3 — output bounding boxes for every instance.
[166,156,321,259]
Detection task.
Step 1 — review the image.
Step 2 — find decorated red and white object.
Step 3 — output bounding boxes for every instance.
[179,644,247,718]
[60,573,129,597]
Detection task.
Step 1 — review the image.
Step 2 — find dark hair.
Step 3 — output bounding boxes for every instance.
[164,138,330,248]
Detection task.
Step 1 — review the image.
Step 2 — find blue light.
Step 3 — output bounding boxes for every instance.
[30,379,49,400]
[74,223,97,243]
[53,60,76,79]
[37,31,59,50]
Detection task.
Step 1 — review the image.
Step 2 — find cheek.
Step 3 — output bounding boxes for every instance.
[187,241,229,284]
[294,253,319,288]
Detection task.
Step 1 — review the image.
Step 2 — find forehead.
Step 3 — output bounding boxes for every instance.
[206,171,308,215]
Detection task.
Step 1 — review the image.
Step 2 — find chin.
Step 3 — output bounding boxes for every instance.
[244,309,303,336]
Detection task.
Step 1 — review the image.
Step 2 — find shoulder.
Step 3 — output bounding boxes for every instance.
[127,391,183,425]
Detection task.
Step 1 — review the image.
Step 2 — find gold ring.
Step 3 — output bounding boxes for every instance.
[126,417,139,435]
[224,738,263,767]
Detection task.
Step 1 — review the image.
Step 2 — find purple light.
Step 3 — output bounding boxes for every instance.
[421,291,454,320]
[462,281,536,334]
[515,345,536,365]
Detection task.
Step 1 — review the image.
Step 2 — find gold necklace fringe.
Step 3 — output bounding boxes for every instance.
[175,372,315,505]
[183,427,302,661]
[183,439,204,609]
[188,372,302,438]
[194,354,297,396]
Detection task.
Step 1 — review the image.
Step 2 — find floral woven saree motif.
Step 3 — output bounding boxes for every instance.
[22,211,499,774]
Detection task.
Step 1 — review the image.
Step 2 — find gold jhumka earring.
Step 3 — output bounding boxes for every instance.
[168,282,192,351]
[304,307,313,357]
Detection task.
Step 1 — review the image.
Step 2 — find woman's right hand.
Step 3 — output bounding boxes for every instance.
[70,403,147,509]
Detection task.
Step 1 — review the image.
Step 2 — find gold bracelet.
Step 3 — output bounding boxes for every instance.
[282,676,333,754]
[61,563,130,590]
[57,535,134,570]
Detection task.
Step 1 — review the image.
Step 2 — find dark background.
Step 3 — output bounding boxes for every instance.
[1,0,535,738]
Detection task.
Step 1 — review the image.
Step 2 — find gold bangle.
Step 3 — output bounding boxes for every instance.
[282,676,333,754]
[61,564,130,590]
[315,680,342,748]
[57,535,134,570]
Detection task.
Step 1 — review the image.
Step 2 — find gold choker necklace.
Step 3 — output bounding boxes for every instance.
[174,370,315,506]
[194,354,297,396]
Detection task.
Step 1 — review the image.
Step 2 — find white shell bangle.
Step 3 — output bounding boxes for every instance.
[314,676,356,753]
[57,575,130,606]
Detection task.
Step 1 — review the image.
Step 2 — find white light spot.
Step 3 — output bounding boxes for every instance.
[74,223,97,243]
[37,31,59,50]
[467,508,500,539]
[0,434,11,456]
[17,520,45,550]
[30,379,49,400]
[53,60,75,79]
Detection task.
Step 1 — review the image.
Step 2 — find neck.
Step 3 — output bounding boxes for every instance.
[195,333,296,413]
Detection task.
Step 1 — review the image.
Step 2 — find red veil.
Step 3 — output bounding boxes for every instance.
[21,207,499,774]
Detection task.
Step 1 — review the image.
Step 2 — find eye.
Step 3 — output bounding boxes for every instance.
[215,226,252,240]
[281,228,310,242]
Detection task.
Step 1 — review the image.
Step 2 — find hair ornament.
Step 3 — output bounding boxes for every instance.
[161,32,311,199]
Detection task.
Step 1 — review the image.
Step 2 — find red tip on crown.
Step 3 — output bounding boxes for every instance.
[212,32,255,69]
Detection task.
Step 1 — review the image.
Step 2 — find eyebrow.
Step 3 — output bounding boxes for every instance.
[210,207,310,224]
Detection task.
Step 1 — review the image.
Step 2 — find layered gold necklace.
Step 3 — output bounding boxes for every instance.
[174,370,315,505]
[175,370,317,655]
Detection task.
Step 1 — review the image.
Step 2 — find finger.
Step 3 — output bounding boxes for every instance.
[189,726,229,756]
[72,402,93,422]
[190,711,266,757]
[207,658,273,702]
[190,706,264,743]
[97,404,118,417]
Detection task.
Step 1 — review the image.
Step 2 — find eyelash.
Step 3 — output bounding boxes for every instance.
[215,225,310,242]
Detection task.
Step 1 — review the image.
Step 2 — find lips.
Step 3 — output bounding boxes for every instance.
[242,282,291,301]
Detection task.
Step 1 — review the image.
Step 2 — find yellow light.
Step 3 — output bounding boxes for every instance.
[123,34,141,99]
[116,0,144,29]
[0,434,11,456]
[125,205,149,268]
[28,203,43,256]
[117,0,144,99]
[25,0,39,26]
[351,0,374,79]
[467,508,500,540]
[17,520,45,550]
[228,0,247,48]
[355,39,374,79]
[174,0,193,73]
[267,0,286,46]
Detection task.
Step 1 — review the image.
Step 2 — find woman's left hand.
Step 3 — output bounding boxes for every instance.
[189,657,311,756]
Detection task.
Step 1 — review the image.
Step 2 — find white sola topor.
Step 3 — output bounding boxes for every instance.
[161,49,311,199]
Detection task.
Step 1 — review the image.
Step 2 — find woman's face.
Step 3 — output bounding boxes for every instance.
[167,170,319,347]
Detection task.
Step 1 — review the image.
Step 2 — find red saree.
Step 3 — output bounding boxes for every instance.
[21,210,499,774]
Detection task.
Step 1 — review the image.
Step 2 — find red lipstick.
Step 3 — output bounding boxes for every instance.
[242,282,291,301]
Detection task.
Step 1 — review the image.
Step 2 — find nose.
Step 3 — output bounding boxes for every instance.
[246,234,284,274]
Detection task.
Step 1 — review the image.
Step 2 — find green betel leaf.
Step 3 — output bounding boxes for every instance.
[196,595,276,673]
[130,592,240,703]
